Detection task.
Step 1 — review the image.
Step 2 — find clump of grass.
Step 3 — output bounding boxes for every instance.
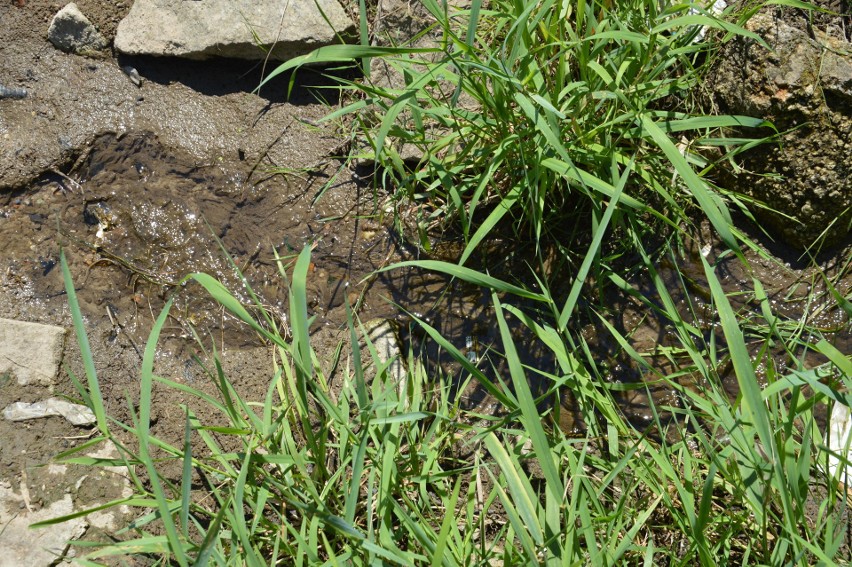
[47,235,852,564]
[261,0,780,262]
[389,239,852,563]
[44,249,490,564]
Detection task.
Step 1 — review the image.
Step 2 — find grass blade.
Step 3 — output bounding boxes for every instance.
[380,260,546,301]
[640,115,739,253]
[60,250,108,435]
[135,298,189,567]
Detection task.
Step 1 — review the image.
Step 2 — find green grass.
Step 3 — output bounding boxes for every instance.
[38,0,852,564]
[261,0,778,259]
[46,239,852,565]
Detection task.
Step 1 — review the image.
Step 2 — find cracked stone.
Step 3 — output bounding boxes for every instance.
[0,318,66,386]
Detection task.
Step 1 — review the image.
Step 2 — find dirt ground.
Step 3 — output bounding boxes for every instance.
[0,0,851,561]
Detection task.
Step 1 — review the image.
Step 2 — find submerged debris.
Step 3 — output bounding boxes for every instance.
[0,85,28,99]
[121,65,143,87]
[3,398,96,426]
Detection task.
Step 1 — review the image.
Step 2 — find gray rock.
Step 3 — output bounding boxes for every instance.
[712,11,852,250]
[114,0,356,61]
[365,318,406,386]
[0,319,65,386]
[4,398,96,426]
[47,3,108,55]
[0,487,86,566]
[0,440,133,566]
[0,85,28,99]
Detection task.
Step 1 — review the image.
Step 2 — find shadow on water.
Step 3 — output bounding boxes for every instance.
[384,222,851,438]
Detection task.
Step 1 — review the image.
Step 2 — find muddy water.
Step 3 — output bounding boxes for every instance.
[1,130,849,442]
[566,229,852,434]
[0,130,436,484]
[2,131,408,335]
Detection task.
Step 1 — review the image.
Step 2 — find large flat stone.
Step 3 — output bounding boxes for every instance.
[114,0,356,61]
[0,319,65,386]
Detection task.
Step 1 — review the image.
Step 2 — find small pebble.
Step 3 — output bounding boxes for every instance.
[347,291,360,307]
[0,85,28,99]
[122,65,143,87]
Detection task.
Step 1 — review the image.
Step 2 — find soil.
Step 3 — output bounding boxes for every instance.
[0,0,851,562]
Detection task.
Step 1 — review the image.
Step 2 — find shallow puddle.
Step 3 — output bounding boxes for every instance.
[396,222,852,436]
[3,131,412,337]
